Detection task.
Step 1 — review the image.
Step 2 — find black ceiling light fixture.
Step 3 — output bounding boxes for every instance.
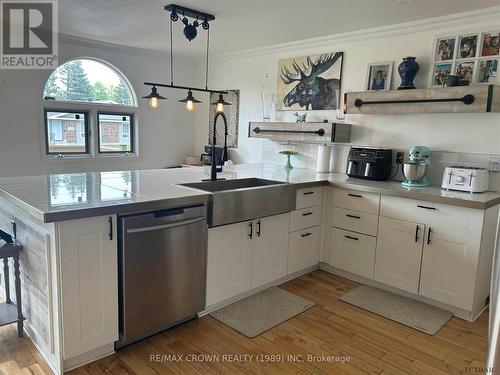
[143,4,230,112]
[141,85,166,110]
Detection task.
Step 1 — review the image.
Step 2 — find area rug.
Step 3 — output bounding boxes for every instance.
[210,287,315,338]
[339,285,453,335]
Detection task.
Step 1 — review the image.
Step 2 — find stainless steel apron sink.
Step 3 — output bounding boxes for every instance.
[180,178,295,227]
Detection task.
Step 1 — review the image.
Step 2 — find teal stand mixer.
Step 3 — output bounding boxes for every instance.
[402,146,431,187]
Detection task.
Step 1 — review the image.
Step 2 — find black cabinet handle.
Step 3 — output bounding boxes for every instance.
[347,193,362,198]
[302,212,313,217]
[415,225,420,243]
[344,235,359,241]
[346,214,361,219]
[301,232,312,238]
[249,222,253,239]
[108,217,113,241]
[427,227,432,245]
[417,205,437,210]
[257,220,261,237]
[303,191,315,195]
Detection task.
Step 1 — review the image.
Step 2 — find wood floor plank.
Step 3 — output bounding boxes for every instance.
[0,270,489,375]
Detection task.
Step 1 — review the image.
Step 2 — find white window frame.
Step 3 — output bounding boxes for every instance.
[42,57,139,160]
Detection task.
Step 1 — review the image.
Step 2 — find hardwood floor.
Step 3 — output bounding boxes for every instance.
[0,271,489,375]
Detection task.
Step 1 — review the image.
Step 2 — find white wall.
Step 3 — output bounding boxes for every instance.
[194,8,500,165]
[0,37,200,177]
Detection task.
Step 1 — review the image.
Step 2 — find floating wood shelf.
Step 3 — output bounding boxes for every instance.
[345,85,500,114]
[248,122,351,144]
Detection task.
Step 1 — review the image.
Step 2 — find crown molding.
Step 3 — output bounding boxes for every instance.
[211,6,500,61]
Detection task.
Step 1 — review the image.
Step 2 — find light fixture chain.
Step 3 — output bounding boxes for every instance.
[170,16,174,85]
[205,25,210,90]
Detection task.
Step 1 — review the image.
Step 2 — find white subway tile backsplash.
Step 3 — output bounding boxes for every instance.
[261,141,500,192]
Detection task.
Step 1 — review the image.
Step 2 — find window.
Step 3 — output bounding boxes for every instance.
[45,110,89,155]
[97,113,134,153]
[43,59,135,105]
[42,58,138,158]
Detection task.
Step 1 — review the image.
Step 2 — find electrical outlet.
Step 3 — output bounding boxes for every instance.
[396,152,404,164]
[489,157,500,172]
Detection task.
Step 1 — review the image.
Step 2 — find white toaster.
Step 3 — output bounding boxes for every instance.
[441,166,490,193]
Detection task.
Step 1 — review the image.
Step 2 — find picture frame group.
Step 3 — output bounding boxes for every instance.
[430,30,500,87]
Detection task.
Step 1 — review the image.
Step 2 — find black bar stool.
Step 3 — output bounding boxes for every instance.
[0,228,25,337]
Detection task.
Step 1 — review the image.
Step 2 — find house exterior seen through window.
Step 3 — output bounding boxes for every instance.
[43,58,137,157]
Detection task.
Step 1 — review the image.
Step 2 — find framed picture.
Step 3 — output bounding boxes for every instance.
[455,61,475,81]
[478,59,498,83]
[432,63,453,86]
[435,37,456,61]
[365,62,393,91]
[276,52,343,111]
[458,35,478,59]
[481,32,500,57]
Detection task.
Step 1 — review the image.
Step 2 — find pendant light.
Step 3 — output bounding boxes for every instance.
[143,5,231,112]
[211,93,231,113]
[179,90,202,111]
[142,86,166,110]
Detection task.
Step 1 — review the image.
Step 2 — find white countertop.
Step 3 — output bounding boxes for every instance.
[0,163,498,223]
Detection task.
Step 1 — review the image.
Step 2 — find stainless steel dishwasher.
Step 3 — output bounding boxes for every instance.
[116,204,207,348]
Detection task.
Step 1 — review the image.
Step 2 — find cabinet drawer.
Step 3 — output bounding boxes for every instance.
[330,228,376,279]
[331,207,378,236]
[288,226,321,274]
[380,195,474,244]
[290,206,322,232]
[296,187,323,209]
[333,189,380,215]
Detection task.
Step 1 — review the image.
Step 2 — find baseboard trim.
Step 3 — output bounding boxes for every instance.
[63,343,115,372]
[319,262,478,322]
[200,265,319,316]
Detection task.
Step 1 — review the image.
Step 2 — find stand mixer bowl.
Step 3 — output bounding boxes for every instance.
[403,162,428,182]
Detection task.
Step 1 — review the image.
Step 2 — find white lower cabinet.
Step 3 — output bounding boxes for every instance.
[57,215,118,360]
[374,217,424,294]
[330,228,376,279]
[206,221,253,306]
[419,227,479,310]
[288,226,321,274]
[251,214,289,288]
[206,213,290,306]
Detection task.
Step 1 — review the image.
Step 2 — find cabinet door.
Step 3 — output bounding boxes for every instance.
[330,228,376,279]
[288,226,321,275]
[58,215,118,360]
[419,226,479,310]
[251,213,290,289]
[207,221,253,306]
[374,217,424,293]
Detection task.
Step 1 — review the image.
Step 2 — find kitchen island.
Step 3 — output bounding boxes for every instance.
[0,163,499,374]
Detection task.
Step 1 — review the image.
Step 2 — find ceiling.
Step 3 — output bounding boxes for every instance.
[59,0,500,57]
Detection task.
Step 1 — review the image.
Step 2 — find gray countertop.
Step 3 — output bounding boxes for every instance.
[0,163,499,223]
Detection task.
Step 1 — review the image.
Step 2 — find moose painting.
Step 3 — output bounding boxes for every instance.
[276,52,343,111]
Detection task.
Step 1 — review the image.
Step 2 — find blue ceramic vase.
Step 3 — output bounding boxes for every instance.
[397,57,419,90]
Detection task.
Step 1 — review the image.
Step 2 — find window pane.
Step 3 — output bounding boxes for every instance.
[98,114,133,153]
[46,111,88,154]
[43,59,135,106]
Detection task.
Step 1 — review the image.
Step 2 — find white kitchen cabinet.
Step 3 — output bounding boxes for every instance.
[330,228,376,279]
[206,221,253,306]
[380,195,495,312]
[296,187,323,209]
[251,213,290,289]
[288,226,321,274]
[57,215,118,360]
[207,213,290,306]
[374,217,425,294]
